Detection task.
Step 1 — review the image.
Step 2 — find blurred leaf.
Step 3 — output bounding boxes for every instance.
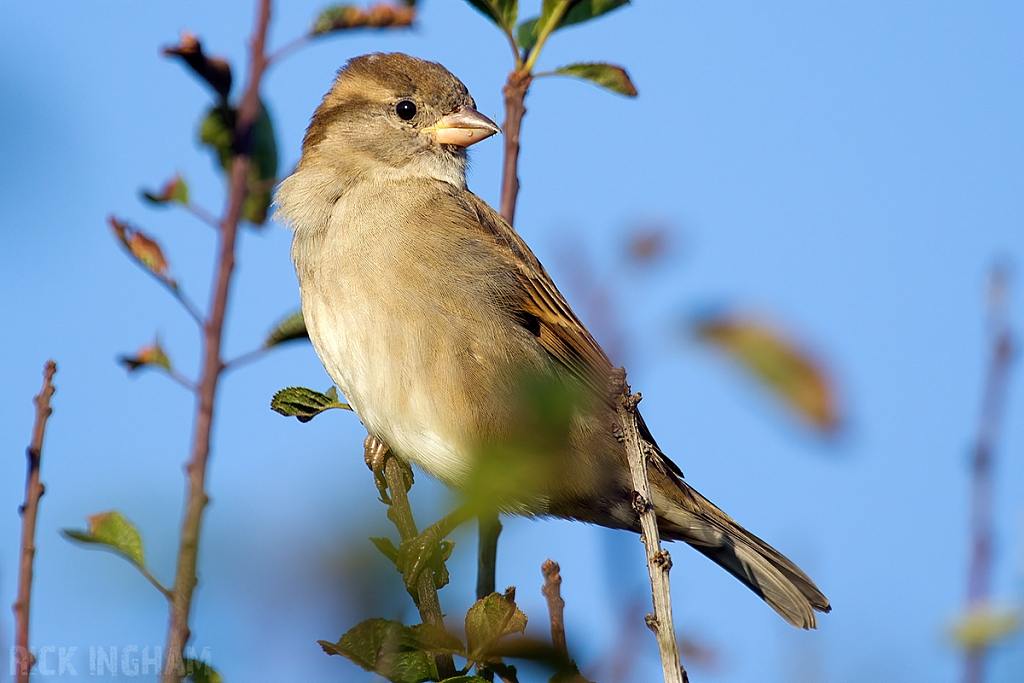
[311,3,416,35]
[950,604,1021,650]
[554,63,637,96]
[465,0,517,32]
[408,623,466,656]
[370,536,399,565]
[109,217,176,287]
[63,511,146,566]
[518,0,627,51]
[264,310,309,347]
[627,226,669,264]
[440,678,489,683]
[142,175,190,206]
[184,660,222,683]
[163,31,232,100]
[271,386,351,422]
[199,103,278,225]
[695,314,839,433]
[320,618,434,683]
[119,338,173,374]
[466,588,528,659]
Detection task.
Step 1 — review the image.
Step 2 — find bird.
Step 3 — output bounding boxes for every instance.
[275,52,830,629]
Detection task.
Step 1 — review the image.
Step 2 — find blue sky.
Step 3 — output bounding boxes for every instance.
[1,2,1022,682]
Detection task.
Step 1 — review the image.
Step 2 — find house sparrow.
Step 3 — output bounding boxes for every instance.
[276,52,830,628]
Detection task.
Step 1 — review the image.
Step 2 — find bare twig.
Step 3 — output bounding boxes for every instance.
[541,559,567,658]
[477,512,502,599]
[499,70,531,226]
[377,450,457,679]
[13,361,56,683]
[222,346,268,372]
[160,1,273,680]
[185,202,222,230]
[612,368,687,683]
[266,33,311,66]
[963,266,1015,683]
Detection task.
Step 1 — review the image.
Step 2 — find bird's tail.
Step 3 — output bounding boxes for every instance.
[649,472,831,629]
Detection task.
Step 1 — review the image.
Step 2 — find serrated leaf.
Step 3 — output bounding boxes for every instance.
[370,536,399,565]
[554,63,637,96]
[695,313,839,433]
[311,3,416,35]
[63,511,145,566]
[271,386,350,422]
[465,0,517,32]
[184,659,222,683]
[142,175,190,205]
[320,618,433,683]
[109,217,176,286]
[264,310,309,347]
[119,338,173,373]
[199,103,278,225]
[466,589,528,659]
[950,604,1021,650]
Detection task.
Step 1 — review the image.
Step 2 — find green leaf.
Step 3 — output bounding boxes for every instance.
[142,175,190,205]
[184,660,222,683]
[311,4,416,35]
[950,604,1021,650]
[518,0,628,52]
[465,589,528,659]
[440,678,490,683]
[408,623,467,656]
[199,103,278,225]
[695,313,840,433]
[553,63,637,96]
[271,386,350,422]
[264,310,308,348]
[63,511,146,566]
[465,0,517,32]
[320,619,434,683]
[370,536,399,565]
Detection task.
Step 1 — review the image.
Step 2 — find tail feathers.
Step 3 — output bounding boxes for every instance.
[651,478,831,629]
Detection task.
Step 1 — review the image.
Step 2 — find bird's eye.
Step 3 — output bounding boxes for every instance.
[395,100,417,121]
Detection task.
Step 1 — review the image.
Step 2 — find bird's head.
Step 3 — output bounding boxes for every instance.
[298,52,500,189]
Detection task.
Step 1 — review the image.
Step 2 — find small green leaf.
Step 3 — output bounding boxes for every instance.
[311,4,416,35]
[142,175,190,205]
[408,623,467,657]
[320,619,434,683]
[465,0,518,32]
[516,18,539,51]
[950,604,1021,650]
[271,386,350,422]
[466,589,528,659]
[370,536,399,565]
[184,660,222,683]
[63,511,146,566]
[560,0,627,28]
[119,337,173,374]
[264,310,309,348]
[553,63,637,96]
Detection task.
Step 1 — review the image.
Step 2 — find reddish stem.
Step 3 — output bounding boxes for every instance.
[12,361,56,683]
[160,1,272,680]
[499,71,532,227]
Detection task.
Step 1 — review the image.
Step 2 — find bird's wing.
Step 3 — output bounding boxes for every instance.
[453,188,613,389]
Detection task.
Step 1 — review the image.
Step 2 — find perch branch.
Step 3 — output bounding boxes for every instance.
[612,368,687,683]
[541,559,568,658]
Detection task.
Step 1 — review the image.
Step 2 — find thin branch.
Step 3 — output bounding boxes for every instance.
[504,30,523,70]
[499,70,531,226]
[165,367,198,392]
[161,0,272,679]
[541,559,567,658]
[222,346,268,372]
[266,33,311,66]
[184,202,222,230]
[377,449,457,679]
[963,265,1015,683]
[477,512,502,599]
[612,368,687,683]
[139,564,173,601]
[13,360,56,683]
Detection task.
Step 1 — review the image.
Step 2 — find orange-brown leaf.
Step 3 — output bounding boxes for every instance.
[696,314,839,433]
[109,216,175,286]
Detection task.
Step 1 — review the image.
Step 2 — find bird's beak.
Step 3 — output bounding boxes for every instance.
[424,106,501,147]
